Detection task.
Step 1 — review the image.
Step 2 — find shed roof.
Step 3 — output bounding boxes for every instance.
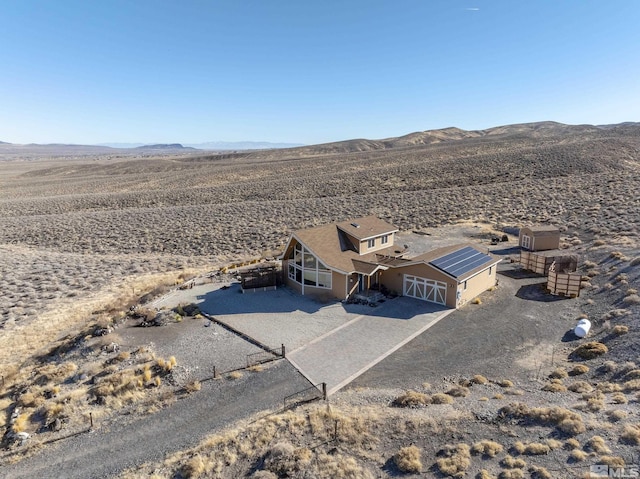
[523,225,560,236]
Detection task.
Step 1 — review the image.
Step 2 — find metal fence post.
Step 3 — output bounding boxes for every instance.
[213,365,217,379]
[281,343,286,358]
[322,382,327,400]
[90,412,93,429]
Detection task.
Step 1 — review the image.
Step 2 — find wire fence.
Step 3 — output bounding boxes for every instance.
[283,383,326,409]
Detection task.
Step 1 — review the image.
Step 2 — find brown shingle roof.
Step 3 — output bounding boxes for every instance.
[336,216,398,240]
[286,219,499,282]
[291,220,398,273]
[351,260,388,275]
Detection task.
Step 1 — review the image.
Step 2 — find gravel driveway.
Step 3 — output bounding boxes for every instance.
[349,261,584,390]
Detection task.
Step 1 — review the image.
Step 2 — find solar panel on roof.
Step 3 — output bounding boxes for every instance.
[430,246,494,278]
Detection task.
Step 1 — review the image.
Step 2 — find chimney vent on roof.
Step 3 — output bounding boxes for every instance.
[351,222,360,228]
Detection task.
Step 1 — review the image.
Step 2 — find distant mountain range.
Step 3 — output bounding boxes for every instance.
[258,121,640,157]
[2,122,638,157]
[95,141,304,150]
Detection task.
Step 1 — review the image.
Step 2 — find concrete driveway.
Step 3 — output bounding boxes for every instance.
[287,297,453,394]
[153,282,454,395]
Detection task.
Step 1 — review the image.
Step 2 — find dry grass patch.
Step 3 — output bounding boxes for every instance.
[599,455,626,467]
[576,397,605,413]
[513,441,550,455]
[622,369,640,380]
[181,454,207,478]
[471,440,503,457]
[436,443,471,478]
[496,379,513,388]
[500,455,527,469]
[263,441,312,477]
[394,445,422,473]
[597,382,622,393]
[477,470,496,479]
[600,361,618,374]
[36,361,78,383]
[542,379,567,392]
[611,392,628,404]
[568,381,593,393]
[564,438,581,450]
[184,380,202,393]
[572,341,608,359]
[569,448,588,462]
[545,438,562,450]
[472,374,488,384]
[549,367,568,379]
[11,412,31,433]
[227,371,243,380]
[431,393,454,404]
[586,435,611,454]
[498,470,524,479]
[623,294,640,304]
[623,379,640,392]
[446,385,470,397]
[498,403,585,435]
[620,424,640,445]
[393,391,430,408]
[613,325,629,335]
[529,465,553,479]
[606,409,627,422]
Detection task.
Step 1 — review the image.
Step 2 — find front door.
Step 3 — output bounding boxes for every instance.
[358,274,365,292]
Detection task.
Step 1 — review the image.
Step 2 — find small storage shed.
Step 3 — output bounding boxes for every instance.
[519,225,560,251]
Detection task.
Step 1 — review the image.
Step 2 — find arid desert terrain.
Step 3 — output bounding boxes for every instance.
[1,121,640,478]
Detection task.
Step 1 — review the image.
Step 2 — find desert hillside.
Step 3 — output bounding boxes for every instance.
[0,122,639,478]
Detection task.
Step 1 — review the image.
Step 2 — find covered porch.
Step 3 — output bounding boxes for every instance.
[349,261,389,303]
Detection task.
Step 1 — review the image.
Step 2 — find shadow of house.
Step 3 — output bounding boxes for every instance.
[197,283,447,321]
[515,282,569,302]
[195,283,328,316]
[499,268,544,280]
[490,246,522,256]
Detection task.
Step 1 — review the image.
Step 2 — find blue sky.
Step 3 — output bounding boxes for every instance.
[1,1,639,145]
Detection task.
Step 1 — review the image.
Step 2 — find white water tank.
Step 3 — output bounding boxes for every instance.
[574,319,591,338]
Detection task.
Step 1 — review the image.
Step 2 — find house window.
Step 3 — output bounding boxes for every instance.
[288,243,331,289]
[463,281,468,290]
[489,266,493,275]
[381,235,389,245]
[367,238,375,248]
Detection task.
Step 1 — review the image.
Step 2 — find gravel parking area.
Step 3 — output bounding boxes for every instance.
[348,261,584,390]
[118,315,264,380]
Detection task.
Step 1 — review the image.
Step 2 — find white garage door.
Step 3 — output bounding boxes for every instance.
[403,275,447,305]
